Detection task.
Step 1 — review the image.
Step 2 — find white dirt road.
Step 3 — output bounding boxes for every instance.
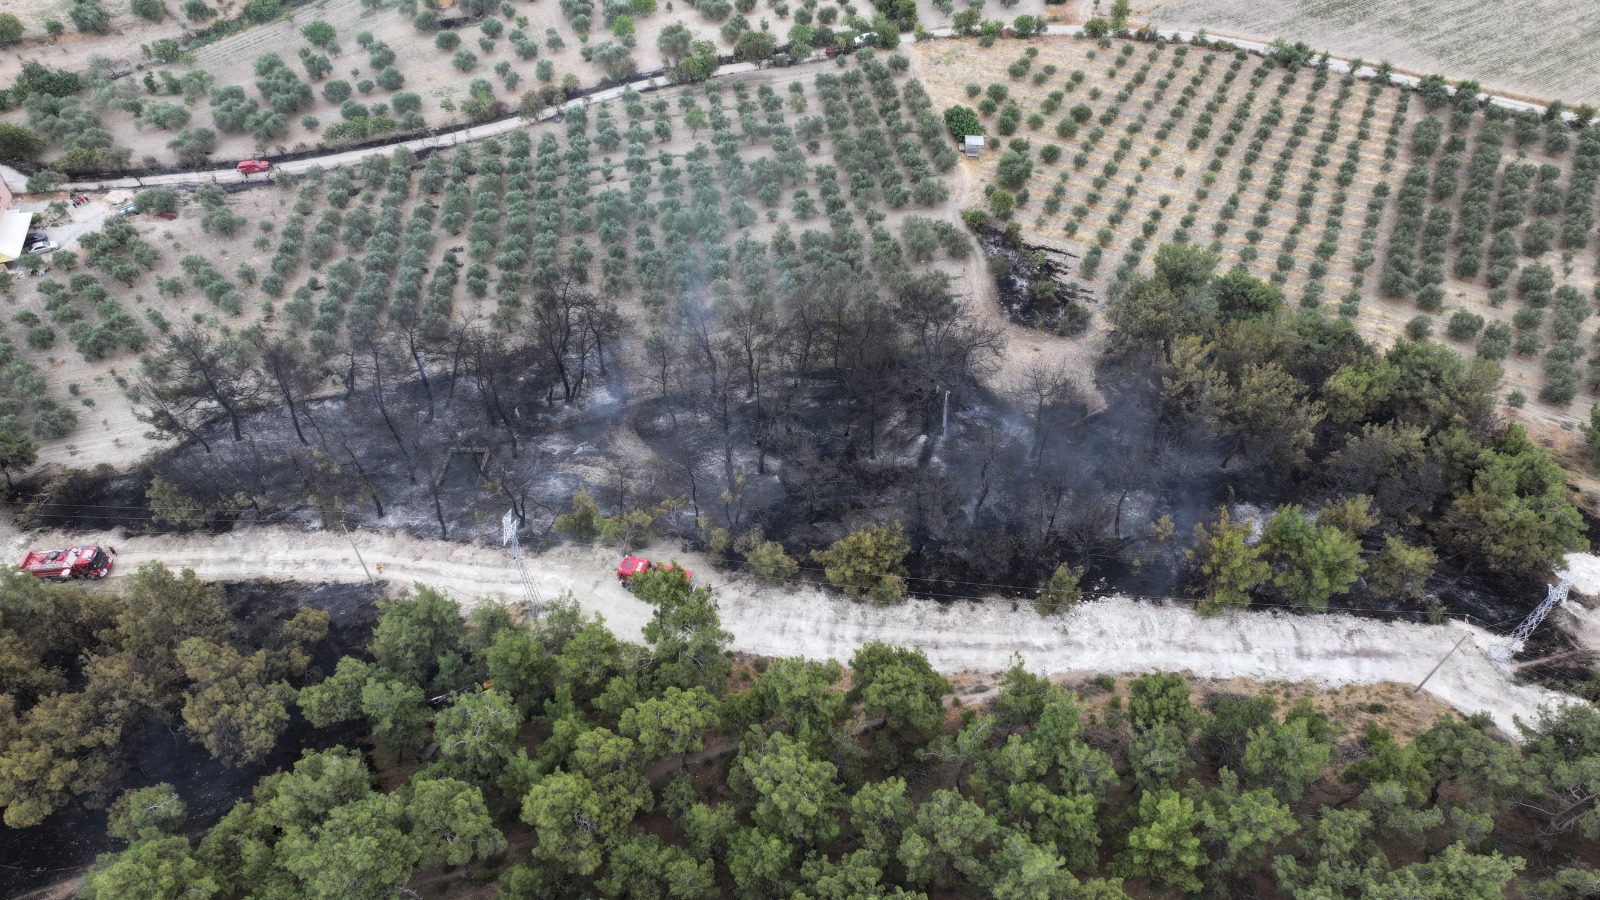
[2,521,1578,735]
[720,580,1569,736]
[1555,552,1600,658]
[0,523,664,641]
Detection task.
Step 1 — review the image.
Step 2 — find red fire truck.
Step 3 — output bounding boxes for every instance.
[19,545,117,581]
[616,555,693,588]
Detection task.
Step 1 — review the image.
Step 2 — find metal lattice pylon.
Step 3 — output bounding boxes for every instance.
[1490,578,1571,667]
[502,509,543,615]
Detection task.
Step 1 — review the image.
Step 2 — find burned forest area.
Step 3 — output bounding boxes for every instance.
[29,260,1565,630]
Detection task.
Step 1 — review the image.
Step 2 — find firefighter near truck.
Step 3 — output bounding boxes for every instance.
[19,545,117,581]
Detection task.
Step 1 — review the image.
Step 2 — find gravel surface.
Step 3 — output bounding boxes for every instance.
[2,520,1578,734]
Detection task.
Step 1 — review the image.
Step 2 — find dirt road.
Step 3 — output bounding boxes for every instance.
[2,521,1576,734]
[0,523,663,641]
[0,63,763,196]
[718,576,1568,736]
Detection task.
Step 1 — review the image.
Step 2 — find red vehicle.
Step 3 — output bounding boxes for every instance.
[616,555,693,588]
[19,545,117,581]
[236,159,272,174]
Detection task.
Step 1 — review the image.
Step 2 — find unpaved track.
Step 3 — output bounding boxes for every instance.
[0,523,662,642]
[1,521,1577,734]
[719,579,1569,736]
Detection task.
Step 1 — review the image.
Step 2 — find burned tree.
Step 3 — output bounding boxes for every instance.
[1016,361,1082,462]
[893,271,1003,435]
[679,294,743,486]
[392,310,441,423]
[133,325,262,450]
[351,327,416,481]
[253,333,319,447]
[527,281,616,405]
[458,324,524,460]
[639,328,681,403]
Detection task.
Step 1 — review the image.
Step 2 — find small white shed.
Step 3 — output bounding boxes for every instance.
[962,135,985,159]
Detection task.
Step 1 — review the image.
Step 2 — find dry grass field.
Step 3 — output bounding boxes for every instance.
[1144,0,1600,107]
[919,35,1600,499]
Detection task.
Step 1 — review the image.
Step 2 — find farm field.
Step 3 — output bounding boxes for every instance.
[919,35,1600,494]
[0,52,978,470]
[0,0,176,81]
[3,0,897,172]
[164,0,747,162]
[1146,0,1600,107]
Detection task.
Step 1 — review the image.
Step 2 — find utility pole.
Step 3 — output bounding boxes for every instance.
[340,520,375,583]
[1414,629,1471,694]
[502,508,542,614]
[1490,579,1572,667]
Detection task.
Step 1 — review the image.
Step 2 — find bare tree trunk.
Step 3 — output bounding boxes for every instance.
[337,435,384,518]
[431,486,449,538]
[446,329,468,408]
[407,331,435,422]
[367,344,416,481]
[973,456,993,525]
[284,392,308,445]
[263,352,308,446]
[423,452,450,540]
[475,369,521,460]
[342,347,359,402]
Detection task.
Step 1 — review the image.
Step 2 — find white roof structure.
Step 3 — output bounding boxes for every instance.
[0,210,32,264]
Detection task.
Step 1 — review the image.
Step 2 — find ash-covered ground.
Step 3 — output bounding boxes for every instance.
[28,341,1567,633]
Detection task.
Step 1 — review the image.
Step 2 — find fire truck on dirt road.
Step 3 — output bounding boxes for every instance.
[616,555,693,588]
[19,545,117,581]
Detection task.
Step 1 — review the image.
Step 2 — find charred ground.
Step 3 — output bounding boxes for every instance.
[21,307,1569,634]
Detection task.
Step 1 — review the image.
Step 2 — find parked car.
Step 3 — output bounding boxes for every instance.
[26,241,59,254]
[853,31,877,47]
[118,203,138,215]
[236,159,272,174]
[24,231,47,244]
